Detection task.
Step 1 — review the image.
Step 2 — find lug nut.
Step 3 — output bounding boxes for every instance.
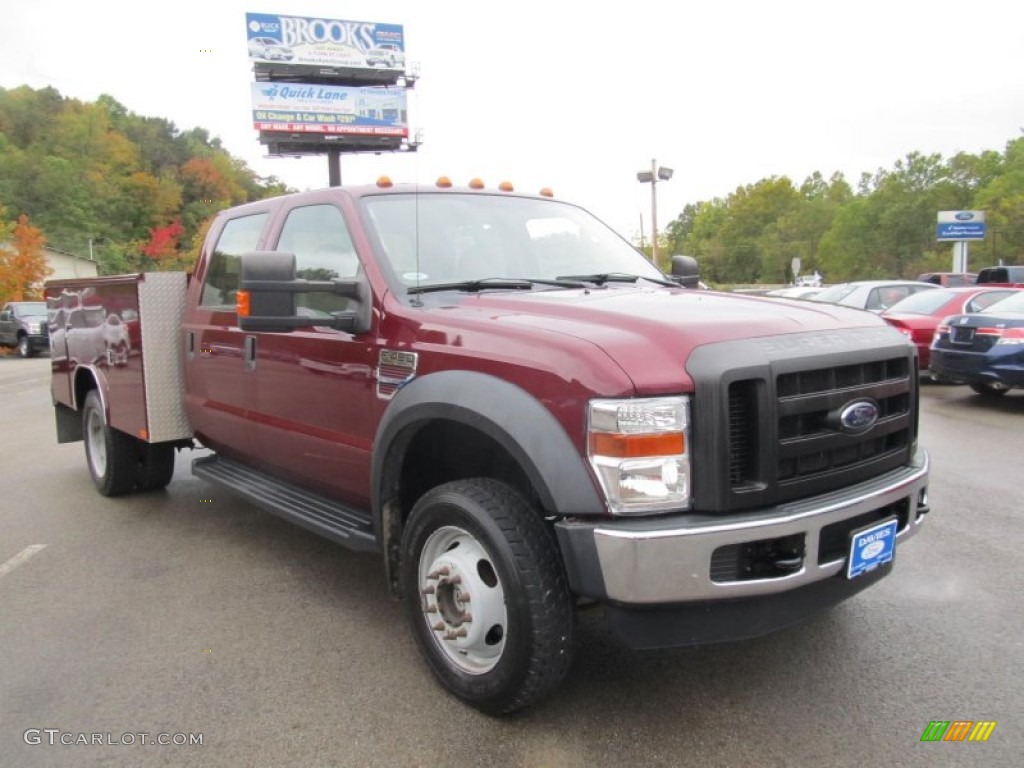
[432,622,445,632]
[421,585,435,595]
[428,566,450,579]
[424,605,437,614]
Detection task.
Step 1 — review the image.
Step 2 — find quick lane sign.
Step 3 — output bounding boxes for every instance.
[937,210,986,241]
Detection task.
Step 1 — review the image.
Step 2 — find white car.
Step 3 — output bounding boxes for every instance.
[809,280,938,312]
[248,37,294,61]
[364,43,405,68]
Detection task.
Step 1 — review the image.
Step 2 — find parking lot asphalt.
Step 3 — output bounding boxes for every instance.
[1,356,1021,767]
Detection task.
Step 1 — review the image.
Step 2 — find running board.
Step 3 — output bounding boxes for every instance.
[192,455,378,553]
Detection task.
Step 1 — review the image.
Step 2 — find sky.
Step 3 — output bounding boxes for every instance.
[1,0,1022,241]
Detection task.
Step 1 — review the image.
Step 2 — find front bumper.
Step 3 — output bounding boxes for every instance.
[556,448,928,607]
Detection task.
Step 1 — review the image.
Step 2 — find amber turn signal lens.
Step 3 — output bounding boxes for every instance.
[589,432,685,458]
[236,290,251,317]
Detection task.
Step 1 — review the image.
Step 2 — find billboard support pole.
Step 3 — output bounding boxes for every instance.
[951,241,968,273]
[328,149,342,187]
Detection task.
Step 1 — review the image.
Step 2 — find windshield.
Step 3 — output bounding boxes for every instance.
[361,192,665,291]
[14,302,46,317]
[810,284,858,303]
[981,291,1024,314]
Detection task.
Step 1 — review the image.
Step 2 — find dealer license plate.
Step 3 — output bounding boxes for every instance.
[846,517,898,579]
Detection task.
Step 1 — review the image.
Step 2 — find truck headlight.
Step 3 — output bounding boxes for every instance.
[587,396,691,515]
[27,322,41,334]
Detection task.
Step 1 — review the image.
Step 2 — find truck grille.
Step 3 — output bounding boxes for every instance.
[715,355,916,511]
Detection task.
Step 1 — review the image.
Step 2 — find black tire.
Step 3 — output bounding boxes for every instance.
[969,381,1009,397]
[82,390,141,496]
[136,442,175,492]
[17,335,33,358]
[400,478,573,715]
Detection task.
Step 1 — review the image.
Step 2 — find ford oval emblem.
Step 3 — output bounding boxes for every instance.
[954,211,974,221]
[862,540,886,559]
[839,400,879,432]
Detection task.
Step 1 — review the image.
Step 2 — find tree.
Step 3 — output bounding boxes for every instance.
[0,210,51,301]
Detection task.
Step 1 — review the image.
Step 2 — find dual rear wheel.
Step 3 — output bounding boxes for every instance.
[82,390,175,496]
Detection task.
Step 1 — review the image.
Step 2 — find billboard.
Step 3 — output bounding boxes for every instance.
[246,13,405,73]
[251,82,408,137]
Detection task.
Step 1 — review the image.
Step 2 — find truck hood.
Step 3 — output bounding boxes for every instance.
[416,286,900,394]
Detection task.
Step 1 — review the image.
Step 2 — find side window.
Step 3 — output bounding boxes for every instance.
[200,213,268,308]
[275,204,358,316]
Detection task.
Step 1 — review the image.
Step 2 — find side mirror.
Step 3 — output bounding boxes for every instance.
[670,254,701,289]
[236,251,371,334]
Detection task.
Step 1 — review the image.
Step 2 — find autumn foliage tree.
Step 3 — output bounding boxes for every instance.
[141,219,185,269]
[0,208,51,301]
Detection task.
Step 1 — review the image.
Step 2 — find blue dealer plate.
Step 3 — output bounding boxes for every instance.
[847,517,897,579]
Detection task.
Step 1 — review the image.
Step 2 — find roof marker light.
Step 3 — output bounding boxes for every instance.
[468,178,485,190]
[498,181,514,192]
[436,176,453,188]
[376,176,394,188]
[539,187,554,197]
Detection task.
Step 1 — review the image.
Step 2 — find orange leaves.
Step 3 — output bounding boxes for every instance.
[0,211,51,301]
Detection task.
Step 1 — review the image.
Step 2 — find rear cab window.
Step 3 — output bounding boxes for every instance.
[200,213,269,309]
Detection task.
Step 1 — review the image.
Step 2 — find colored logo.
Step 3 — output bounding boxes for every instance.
[920,720,997,742]
[838,399,879,432]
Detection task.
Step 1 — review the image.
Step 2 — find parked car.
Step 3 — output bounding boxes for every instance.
[930,290,1024,396]
[880,286,1019,372]
[364,43,405,68]
[0,301,49,357]
[247,37,294,61]
[809,280,938,312]
[975,265,1024,287]
[917,272,976,287]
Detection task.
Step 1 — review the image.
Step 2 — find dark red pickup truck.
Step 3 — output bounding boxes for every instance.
[46,180,930,713]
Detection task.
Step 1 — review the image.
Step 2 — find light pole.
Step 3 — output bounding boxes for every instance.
[637,159,673,262]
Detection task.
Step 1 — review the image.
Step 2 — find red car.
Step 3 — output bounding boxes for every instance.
[881,286,1020,372]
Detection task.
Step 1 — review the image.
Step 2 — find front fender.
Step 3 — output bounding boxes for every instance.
[372,370,603,525]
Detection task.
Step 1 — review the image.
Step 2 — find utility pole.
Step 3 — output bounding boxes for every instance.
[636,159,673,262]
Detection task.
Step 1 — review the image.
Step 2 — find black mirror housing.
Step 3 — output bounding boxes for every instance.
[237,251,371,333]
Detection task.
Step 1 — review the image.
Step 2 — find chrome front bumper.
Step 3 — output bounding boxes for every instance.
[556,449,929,605]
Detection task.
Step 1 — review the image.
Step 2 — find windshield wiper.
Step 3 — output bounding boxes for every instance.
[556,272,677,287]
[407,277,586,295]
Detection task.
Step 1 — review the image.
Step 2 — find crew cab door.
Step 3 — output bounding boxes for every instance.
[183,210,270,461]
[247,201,378,507]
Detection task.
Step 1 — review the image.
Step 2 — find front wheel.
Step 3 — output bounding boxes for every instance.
[17,336,33,358]
[400,478,573,715]
[969,381,1009,397]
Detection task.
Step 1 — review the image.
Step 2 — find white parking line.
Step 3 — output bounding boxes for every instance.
[0,544,47,578]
